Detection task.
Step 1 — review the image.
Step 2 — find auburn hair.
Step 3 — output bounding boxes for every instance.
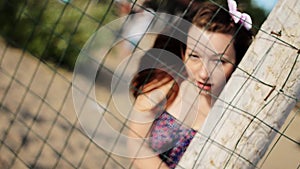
[131,1,253,109]
[192,2,253,65]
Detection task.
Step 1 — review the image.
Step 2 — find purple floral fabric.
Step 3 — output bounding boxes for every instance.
[149,111,196,168]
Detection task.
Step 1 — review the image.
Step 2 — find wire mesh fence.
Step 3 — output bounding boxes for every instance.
[0,0,299,169]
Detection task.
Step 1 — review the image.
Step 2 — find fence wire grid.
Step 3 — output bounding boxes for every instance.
[0,0,299,169]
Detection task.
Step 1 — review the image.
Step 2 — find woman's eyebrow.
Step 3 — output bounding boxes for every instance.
[210,53,228,59]
[213,53,226,57]
[186,47,200,54]
[187,44,211,53]
[212,53,235,62]
[213,52,231,57]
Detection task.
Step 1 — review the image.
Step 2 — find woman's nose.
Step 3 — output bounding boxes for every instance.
[199,62,210,81]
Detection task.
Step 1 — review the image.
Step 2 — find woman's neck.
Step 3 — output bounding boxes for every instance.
[199,91,218,114]
[165,81,214,130]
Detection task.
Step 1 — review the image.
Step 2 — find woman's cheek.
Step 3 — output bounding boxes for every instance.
[223,65,235,80]
[185,61,197,80]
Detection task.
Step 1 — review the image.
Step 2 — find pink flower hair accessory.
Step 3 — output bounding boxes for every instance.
[227,0,252,30]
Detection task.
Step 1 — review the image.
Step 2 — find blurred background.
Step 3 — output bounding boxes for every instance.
[0,0,276,70]
[0,0,299,169]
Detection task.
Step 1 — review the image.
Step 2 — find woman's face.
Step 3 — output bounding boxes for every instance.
[184,27,236,99]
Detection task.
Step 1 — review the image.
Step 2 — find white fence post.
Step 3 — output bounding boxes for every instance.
[177,0,300,168]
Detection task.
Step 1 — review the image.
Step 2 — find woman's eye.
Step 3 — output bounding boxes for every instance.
[188,53,200,59]
[212,59,225,65]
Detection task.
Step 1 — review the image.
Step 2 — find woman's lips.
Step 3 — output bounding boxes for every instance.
[197,81,212,91]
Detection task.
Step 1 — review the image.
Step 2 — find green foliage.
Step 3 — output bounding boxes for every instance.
[0,0,118,70]
[142,0,268,34]
[0,0,271,70]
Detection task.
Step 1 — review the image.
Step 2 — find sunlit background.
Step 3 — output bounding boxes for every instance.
[1,0,299,169]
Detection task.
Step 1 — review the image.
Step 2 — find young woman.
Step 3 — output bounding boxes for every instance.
[128,1,253,168]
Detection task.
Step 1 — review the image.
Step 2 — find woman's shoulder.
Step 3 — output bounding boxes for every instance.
[134,80,175,112]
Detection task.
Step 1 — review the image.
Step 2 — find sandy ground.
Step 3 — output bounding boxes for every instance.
[0,37,299,169]
[0,39,133,168]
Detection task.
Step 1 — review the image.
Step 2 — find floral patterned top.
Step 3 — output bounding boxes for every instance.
[149,111,196,168]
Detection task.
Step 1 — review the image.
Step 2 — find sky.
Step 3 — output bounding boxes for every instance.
[252,0,278,13]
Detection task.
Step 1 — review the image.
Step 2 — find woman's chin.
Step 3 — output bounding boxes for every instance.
[199,89,211,96]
